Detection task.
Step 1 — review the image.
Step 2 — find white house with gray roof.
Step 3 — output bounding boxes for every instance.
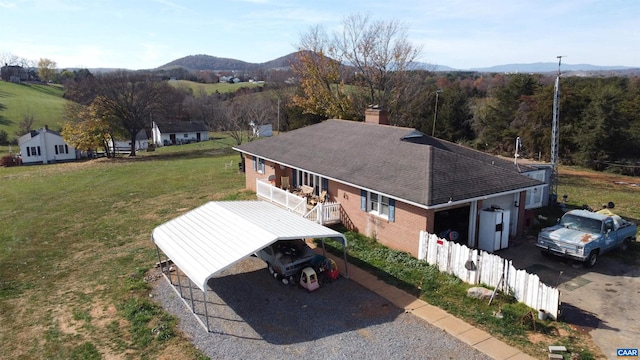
[151,121,209,147]
[18,126,78,165]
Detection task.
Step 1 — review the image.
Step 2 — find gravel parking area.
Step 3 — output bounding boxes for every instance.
[150,256,491,360]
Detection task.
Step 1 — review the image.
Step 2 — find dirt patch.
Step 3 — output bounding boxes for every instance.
[561,168,640,189]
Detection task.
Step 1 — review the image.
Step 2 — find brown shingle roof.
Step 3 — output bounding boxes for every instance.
[235,119,543,207]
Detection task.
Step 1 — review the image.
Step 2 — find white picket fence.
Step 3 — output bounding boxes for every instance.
[418,231,560,319]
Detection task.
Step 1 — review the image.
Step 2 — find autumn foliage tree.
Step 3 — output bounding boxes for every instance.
[293,14,423,122]
[61,101,128,158]
[37,58,57,83]
[292,26,355,120]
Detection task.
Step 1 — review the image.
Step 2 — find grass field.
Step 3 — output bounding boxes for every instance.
[0,138,252,358]
[169,79,263,96]
[0,81,67,137]
[1,138,638,359]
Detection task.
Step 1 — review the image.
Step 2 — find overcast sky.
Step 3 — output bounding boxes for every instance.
[1,0,638,70]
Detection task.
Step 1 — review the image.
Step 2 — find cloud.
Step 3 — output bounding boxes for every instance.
[0,1,16,8]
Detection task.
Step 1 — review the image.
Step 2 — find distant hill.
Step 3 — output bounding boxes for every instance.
[468,62,635,73]
[158,53,299,71]
[161,52,638,74]
[0,81,68,139]
[430,62,638,73]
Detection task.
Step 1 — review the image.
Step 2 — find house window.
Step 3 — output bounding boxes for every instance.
[29,146,40,156]
[183,134,188,138]
[293,170,326,196]
[361,190,395,222]
[524,170,545,209]
[253,156,265,174]
[56,145,65,154]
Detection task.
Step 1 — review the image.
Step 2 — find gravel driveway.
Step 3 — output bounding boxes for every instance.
[151,256,491,360]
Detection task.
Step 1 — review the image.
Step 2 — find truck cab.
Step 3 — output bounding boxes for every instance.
[536,209,637,267]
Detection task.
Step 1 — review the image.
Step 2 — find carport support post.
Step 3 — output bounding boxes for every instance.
[203,290,211,332]
[165,254,173,285]
[188,278,195,314]
[154,245,163,272]
[176,265,183,298]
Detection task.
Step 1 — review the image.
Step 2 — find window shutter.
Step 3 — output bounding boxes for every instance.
[27,147,31,156]
[37,147,41,156]
[389,198,396,222]
[55,146,59,155]
[252,156,257,171]
[360,190,367,211]
[322,177,328,191]
[65,144,69,153]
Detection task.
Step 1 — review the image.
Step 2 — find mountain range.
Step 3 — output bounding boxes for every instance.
[157,53,638,74]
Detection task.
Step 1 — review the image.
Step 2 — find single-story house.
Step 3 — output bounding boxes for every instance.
[18,126,78,165]
[151,121,209,147]
[234,109,547,257]
[108,129,149,154]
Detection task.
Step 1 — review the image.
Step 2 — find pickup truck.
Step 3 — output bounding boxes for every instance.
[256,239,331,285]
[536,209,637,267]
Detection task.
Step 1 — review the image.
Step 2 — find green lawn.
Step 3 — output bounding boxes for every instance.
[169,79,263,96]
[0,139,252,358]
[0,81,67,138]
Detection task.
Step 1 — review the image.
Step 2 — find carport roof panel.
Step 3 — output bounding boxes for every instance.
[151,201,344,291]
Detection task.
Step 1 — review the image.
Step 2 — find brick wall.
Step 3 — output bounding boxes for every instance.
[332,181,432,257]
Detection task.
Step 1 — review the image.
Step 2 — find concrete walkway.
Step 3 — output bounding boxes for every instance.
[323,251,537,360]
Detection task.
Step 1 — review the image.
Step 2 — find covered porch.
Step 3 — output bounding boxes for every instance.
[256,179,342,226]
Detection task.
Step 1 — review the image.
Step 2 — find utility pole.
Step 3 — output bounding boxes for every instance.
[550,56,564,204]
[431,89,442,137]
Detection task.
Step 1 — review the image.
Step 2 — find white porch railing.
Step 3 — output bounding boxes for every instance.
[256,179,307,216]
[304,202,341,225]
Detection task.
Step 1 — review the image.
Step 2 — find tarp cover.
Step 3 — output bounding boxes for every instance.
[152,201,346,291]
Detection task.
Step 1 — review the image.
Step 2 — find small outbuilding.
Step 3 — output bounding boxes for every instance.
[151,200,348,332]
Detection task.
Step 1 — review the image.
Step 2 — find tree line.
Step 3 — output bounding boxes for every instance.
[12,13,640,173]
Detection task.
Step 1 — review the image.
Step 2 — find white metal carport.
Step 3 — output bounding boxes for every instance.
[151,200,348,332]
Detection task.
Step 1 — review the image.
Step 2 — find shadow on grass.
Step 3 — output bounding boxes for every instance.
[104,146,236,162]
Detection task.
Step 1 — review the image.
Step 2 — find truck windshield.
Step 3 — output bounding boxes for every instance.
[559,214,602,233]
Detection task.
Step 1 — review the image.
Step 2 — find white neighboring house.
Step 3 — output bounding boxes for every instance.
[108,129,149,154]
[18,126,78,165]
[151,121,209,147]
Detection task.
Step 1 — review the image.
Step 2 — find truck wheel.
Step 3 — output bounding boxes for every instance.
[620,238,631,252]
[584,250,598,268]
[267,263,275,275]
[281,276,290,285]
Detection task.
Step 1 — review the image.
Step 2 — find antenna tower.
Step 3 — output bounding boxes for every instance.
[550,56,564,204]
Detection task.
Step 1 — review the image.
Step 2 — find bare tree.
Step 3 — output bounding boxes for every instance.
[91,71,176,156]
[294,13,424,122]
[221,93,277,145]
[16,113,35,137]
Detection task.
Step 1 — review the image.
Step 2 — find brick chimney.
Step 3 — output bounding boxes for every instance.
[364,107,389,125]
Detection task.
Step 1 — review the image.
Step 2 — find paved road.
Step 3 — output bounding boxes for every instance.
[500,237,640,359]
